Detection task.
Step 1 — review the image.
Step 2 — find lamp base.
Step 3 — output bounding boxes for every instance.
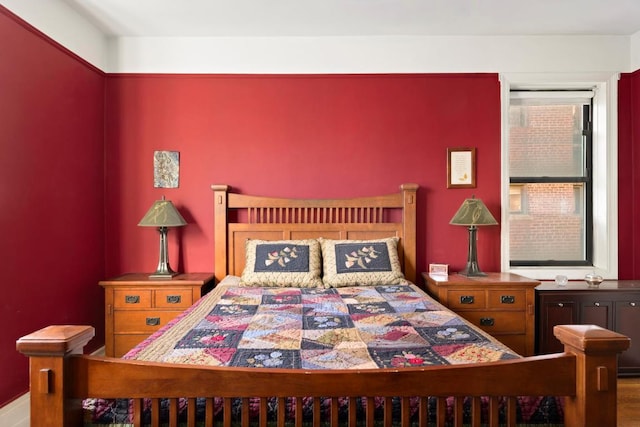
[149,271,179,280]
[457,262,487,277]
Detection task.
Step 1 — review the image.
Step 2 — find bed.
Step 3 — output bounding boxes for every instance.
[17,183,630,427]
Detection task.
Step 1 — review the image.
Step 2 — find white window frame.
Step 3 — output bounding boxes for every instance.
[499,73,619,281]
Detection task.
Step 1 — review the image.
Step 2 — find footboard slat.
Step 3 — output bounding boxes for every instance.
[223,397,231,427]
[489,396,499,427]
[418,396,428,427]
[170,398,179,427]
[294,397,302,427]
[331,397,339,426]
[384,396,392,427]
[277,397,286,427]
[261,397,269,427]
[186,397,195,427]
[365,396,374,427]
[133,398,142,427]
[241,397,250,427]
[401,396,410,427]
[507,396,517,426]
[348,397,356,427]
[454,396,464,427]
[206,398,214,427]
[471,396,481,427]
[436,397,446,427]
[313,397,320,426]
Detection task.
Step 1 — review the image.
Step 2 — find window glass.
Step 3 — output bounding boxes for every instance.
[509,98,588,178]
[508,92,592,266]
[509,183,585,262]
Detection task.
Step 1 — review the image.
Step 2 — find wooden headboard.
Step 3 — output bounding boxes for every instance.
[211,184,419,284]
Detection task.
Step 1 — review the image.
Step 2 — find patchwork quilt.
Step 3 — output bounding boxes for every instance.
[127,282,519,367]
[87,280,564,426]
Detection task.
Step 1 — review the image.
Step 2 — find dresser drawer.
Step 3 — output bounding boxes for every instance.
[487,290,526,310]
[155,288,193,308]
[447,290,486,309]
[113,311,183,333]
[113,289,152,309]
[463,311,526,334]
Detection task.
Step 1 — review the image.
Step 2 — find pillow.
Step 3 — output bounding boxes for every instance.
[319,237,408,287]
[239,239,324,288]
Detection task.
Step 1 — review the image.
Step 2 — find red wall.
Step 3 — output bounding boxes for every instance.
[0,9,105,406]
[104,74,503,280]
[618,71,640,279]
[4,4,640,409]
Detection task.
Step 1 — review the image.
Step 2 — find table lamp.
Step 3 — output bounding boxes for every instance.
[138,196,187,279]
[449,196,498,277]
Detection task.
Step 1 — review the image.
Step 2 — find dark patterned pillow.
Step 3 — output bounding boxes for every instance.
[319,237,408,287]
[240,239,324,288]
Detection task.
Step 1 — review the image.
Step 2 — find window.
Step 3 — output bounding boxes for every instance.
[499,73,618,280]
[508,92,592,266]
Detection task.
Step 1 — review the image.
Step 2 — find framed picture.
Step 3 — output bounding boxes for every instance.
[429,263,449,275]
[154,151,180,188]
[447,147,476,188]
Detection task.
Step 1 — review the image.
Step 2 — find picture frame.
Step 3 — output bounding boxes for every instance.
[154,150,180,188]
[429,263,449,275]
[447,147,476,188]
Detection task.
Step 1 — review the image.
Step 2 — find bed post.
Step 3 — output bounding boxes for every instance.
[554,324,630,427]
[16,325,95,427]
[400,183,418,283]
[212,184,230,283]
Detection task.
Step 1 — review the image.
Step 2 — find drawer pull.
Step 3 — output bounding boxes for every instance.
[146,317,160,326]
[594,302,600,307]
[500,295,515,304]
[631,302,637,307]
[166,295,182,304]
[480,317,495,327]
[557,303,564,307]
[459,295,475,304]
[125,295,140,304]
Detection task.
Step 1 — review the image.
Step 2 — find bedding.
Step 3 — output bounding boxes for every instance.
[86,276,563,426]
[319,237,408,287]
[240,239,324,288]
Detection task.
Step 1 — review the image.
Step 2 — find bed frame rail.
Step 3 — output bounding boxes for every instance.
[17,324,629,427]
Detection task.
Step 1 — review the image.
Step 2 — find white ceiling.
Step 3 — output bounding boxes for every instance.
[61,0,640,38]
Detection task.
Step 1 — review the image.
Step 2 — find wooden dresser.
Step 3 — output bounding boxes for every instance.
[100,272,215,357]
[423,272,539,356]
[536,280,640,376]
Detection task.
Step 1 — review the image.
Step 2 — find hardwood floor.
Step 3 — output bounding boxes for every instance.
[618,377,640,427]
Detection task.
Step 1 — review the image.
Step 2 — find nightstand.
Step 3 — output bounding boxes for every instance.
[100,272,215,357]
[422,272,539,356]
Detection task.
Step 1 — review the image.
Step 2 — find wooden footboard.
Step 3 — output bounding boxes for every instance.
[17,324,629,427]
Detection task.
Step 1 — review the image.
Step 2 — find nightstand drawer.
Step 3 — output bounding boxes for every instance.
[463,311,526,334]
[447,290,486,309]
[155,288,193,308]
[113,289,152,309]
[487,290,526,310]
[114,334,148,357]
[493,334,527,355]
[113,311,183,333]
